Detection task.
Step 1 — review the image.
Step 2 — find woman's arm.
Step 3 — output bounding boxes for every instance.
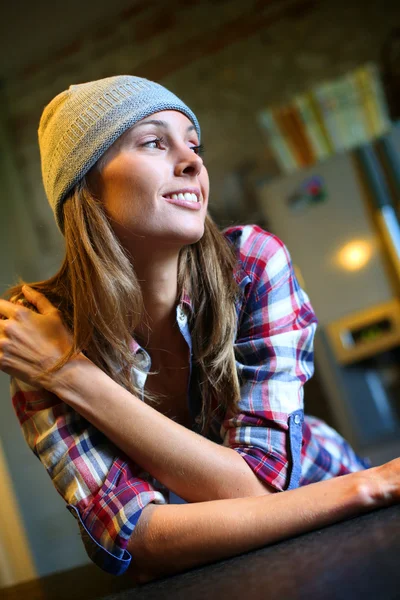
[48,355,274,502]
[128,460,400,583]
[9,376,170,575]
[0,290,273,503]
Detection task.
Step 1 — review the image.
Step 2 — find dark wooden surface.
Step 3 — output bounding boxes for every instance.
[105,505,400,600]
[0,562,133,600]
[2,505,400,600]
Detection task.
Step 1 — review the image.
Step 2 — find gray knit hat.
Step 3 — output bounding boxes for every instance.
[38,75,201,234]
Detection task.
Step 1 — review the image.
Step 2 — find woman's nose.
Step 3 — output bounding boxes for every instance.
[174,146,203,177]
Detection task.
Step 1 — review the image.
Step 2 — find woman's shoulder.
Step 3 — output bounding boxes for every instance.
[222,224,291,279]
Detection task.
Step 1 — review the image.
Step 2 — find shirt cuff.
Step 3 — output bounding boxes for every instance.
[66,479,168,576]
[67,505,132,575]
[232,410,304,492]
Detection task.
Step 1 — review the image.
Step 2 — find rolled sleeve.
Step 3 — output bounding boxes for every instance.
[11,378,167,575]
[221,226,318,491]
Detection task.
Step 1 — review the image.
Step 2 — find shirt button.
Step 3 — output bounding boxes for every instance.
[294,414,301,425]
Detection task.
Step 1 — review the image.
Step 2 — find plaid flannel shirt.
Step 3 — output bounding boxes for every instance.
[11,224,367,576]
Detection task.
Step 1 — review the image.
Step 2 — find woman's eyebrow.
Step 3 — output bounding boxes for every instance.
[133,119,196,133]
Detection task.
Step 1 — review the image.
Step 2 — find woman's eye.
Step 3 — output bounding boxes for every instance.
[143,137,165,149]
[191,143,205,157]
[142,138,205,157]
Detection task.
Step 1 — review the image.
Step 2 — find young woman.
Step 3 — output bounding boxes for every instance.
[0,75,399,584]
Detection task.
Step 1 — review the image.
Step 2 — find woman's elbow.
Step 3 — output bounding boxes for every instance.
[126,503,160,584]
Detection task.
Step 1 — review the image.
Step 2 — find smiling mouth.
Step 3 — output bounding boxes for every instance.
[163,192,199,203]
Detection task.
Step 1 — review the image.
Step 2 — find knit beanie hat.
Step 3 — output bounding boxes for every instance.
[38,75,201,234]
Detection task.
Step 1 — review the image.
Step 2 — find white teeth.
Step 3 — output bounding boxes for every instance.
[183,193,197,202]
[167,192,198,202]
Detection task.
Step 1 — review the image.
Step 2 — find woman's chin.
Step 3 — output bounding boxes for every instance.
[120,227,205,249]
[166,225,205,246]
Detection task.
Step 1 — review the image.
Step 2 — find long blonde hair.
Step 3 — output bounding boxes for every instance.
[5,178,241,435]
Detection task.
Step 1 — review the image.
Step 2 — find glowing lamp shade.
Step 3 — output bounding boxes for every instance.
[336,240,373,271]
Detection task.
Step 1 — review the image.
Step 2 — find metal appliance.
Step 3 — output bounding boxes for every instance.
[259,128,400,464]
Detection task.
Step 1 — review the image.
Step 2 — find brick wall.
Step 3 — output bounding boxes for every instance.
[3,0,400,278]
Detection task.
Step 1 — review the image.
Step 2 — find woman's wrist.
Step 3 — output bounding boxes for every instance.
[353,464,396,511]
[39,352,94,398]
[363,461,400,509]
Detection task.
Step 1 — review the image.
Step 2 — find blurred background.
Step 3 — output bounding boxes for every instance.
[1,0,400,594]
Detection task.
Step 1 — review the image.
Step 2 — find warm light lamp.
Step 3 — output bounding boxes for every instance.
[336,240,373,271]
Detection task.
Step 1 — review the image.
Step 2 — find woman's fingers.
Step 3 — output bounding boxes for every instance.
[0,287,54,321]
[0,299,21,320]
[21,286,56,315]
[0,288,73,386]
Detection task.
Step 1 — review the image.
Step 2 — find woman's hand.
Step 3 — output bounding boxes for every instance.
[0,285,73,389]
[361,457,400,508]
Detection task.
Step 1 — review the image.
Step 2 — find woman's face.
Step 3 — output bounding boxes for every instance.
[88,110,209,249]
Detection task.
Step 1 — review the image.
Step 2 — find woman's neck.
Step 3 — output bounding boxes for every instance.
[132,249,181,347]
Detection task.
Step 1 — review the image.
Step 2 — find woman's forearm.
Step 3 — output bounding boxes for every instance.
[47,355,273,502]
[128,468,382,583]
